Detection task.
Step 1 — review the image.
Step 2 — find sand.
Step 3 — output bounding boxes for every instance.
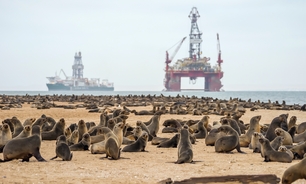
[1,102,306,184]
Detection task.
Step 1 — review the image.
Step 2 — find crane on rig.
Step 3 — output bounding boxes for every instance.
[164,37,186,89]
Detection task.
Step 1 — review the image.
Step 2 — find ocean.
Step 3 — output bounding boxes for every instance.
[0,91,305,106]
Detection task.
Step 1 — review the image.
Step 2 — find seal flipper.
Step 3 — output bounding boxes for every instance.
[50,156,58,160]
[33,148,46,162]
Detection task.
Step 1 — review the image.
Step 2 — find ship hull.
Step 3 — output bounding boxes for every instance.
[46,83,114,91]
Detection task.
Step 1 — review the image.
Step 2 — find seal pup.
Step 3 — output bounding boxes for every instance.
[14,125,32,139]
[69,133,91,151]
[239,115,261,147]
[270,136,284,151]
[50,135,73,161]
[215,125,244,153]
[249,132,264,153]
[136,120,154,141]
[122,132,148,152]
[278,146,294,159]
[175,125,193,164]
[1,125,46,162]
[275,128,293,145]
[0,124,12,150]
[67,130,79,146]
[42,118,65,140]
[194,120,207,139]
[259,137,292,163]
[282,157,306,184]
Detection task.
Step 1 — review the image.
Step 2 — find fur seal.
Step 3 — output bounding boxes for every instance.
[265,114,289,141]
[77,119,88,142]
[239,115,261,147]
[69,133,91,151]
[278,146,294,159]
[215,125,244,153]
[194,120,207,139]
[288,116,297,130]
[1,125,46,162]
[282,157,306,184]
[42,118,65,140]
[297,122,306,134]
[41,115,57,132]
[290,141,306,159]
[270,136,284,153]
[157,134,180,148]
[90,122,125,154]
[147,114,161,137]
[1,123,12,147]
[259,137,292,163]
[293,130,306,143]
[14,125,32,139]
[67,130,79,146]
[275,128,293,145]
[122,132,148,152]
[205,128,225,146]
[249,132,264,153]
[151,137,169,145]
[104,131,121,160]
[50,135,73,161]
[176,125,193,164]
[10,117,24,138]
[22,118,36,127]
[136,121,153,141]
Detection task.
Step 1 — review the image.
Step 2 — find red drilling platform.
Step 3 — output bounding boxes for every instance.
[163,7,224,91]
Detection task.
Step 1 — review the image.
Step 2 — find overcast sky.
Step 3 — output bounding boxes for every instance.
[0,0,305,91]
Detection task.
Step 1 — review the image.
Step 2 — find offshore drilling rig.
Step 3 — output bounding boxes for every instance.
[163,7,224,91]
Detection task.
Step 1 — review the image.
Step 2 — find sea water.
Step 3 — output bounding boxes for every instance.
[0,91,305,105]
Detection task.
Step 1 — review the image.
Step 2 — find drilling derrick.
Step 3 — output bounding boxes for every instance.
[72,51,84,79]
[163,7,224,92]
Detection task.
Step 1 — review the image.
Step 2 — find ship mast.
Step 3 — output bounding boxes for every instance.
[72,51,84,79]
[188,7,202,61]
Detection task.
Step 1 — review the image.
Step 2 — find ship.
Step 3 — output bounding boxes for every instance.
[46,52,114,91]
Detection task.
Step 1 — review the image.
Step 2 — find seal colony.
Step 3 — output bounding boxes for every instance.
[0,94,306,183]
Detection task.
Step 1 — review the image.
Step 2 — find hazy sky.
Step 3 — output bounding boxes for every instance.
[1,0,305,91]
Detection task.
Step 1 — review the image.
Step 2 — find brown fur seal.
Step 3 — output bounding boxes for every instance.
[50,135,73,161]
[293,130,306,143]
[42,118,65,140]
[67,130,79,146]
[157,134,180,148]
[147,114,161,137]
[1,124,12,147]
[215,125,244,153]
[41,115,57,132]
[69,133,91,151]
[176,125,193,164]
[22,118,36,127]
[77,119,88,142]
[265,114,289,141]
[282,157,306,184]
[1,125,46,162]
[104,131,121,160]
[122,132,148,152]
[288,116,297,130]
[90,122,125,154]
[297,122,306,134]
[90,128,107,144]
[290,141,306,159]
[151,137,169,145]
[259,137,292,163]
[239,115,261,147]
[194,120,207,139]
[14,125,32,139]
[10,117,24,138]
[205,128,225,146]
[275,128,293,145]
[249,132,264,153]
[136,121,154,141]
[64,127,72,138]
[278,146,294,159]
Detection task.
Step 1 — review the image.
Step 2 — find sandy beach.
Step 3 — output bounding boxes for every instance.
[1,101,306,184]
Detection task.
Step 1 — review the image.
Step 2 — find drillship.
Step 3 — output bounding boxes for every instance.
[46,52,114,91]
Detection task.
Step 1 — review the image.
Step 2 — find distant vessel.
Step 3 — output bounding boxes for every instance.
[46,52,114,91]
